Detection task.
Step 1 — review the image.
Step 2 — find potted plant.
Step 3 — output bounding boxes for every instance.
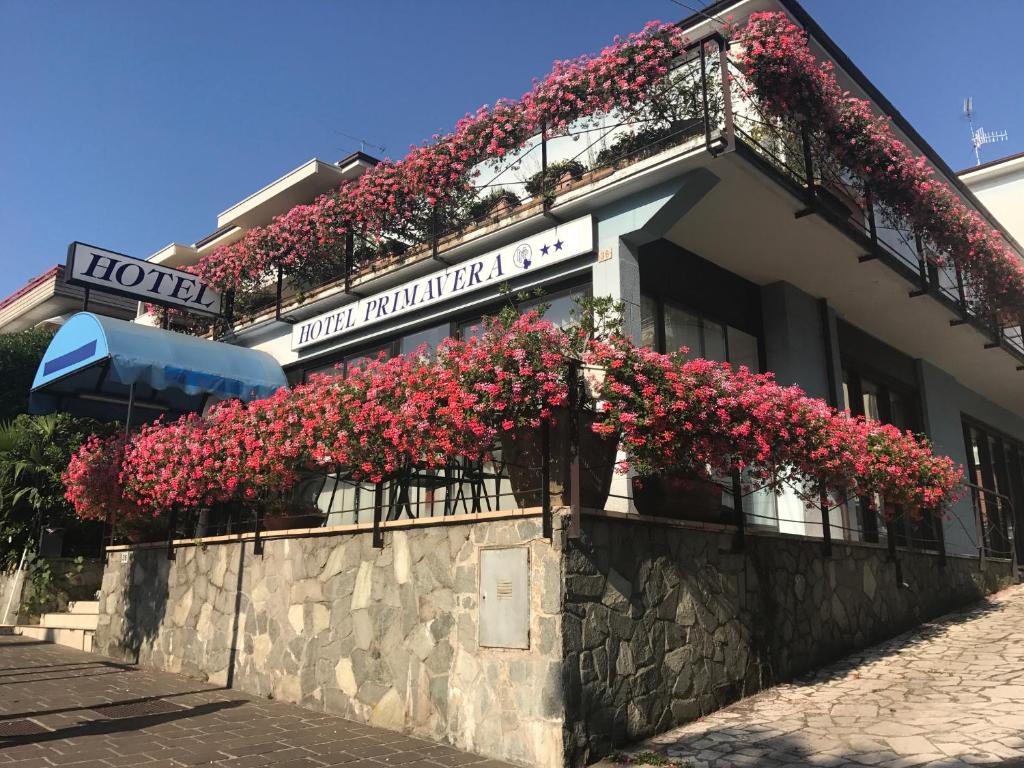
[584,341,735,521]
[524,159,587,202]
[259,495,326,531]
[468,190,521,221]
[438,305,616,510]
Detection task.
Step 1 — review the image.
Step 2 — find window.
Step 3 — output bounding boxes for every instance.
[641,293,762,371]
[963,421,1020,559]
[641,292,771,527]
[842,367,929,546]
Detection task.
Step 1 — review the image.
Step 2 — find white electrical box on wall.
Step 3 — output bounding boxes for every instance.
[479,547,530,649]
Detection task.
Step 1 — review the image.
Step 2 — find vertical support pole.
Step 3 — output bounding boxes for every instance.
[160,307,169,330]
[431,206,441,263]
[372,481,384,549]
[731,469,746,552]
[541,118,551,215]
[975,486,987,571]
[566,362,582,540]
[865,187,878,248]
[82,286,91,312]
[935,507,947,567]
[819,483,833,556]
[253,505,263,556]
[344,230,354,294]
[541,416,552,541]
[166,508,177,561]
[914,231,929,292]
[699,43,712,153]
[800,122,815,209]
[275,264,284,322]
[886,514,905,586]
[124,382,136,443]
[716,38,734,152]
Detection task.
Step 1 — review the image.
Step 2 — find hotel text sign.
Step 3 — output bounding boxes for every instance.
[65,242,222,317]
[291,215,594,351]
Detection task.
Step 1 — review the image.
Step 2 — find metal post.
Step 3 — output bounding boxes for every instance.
[716,38,735,153]
[344,230,354,294]
[372,482,384,549]
[82,286,91,312]
[975,486,987,571]
[541,416,552,541]
[909,231,929,297]
[699,43,712,153]
[124,382,136,443]
[731,469,746,552]
[934,508,947,567]
[166,507,177,561]
[819,483,832,557]
[801,122,815,209]
[253,505,263,556]
[886,515,905,587]
[567,362,582,540]
[275,264,284,322]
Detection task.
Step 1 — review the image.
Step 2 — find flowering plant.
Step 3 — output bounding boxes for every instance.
[63,435,135,521]
[584,329,961,514]
[739,12,1024,319]
[438,309,573,433]
[190,22,689,306]
[65,311,962,522]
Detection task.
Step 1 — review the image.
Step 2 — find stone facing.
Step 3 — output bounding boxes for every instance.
[96,513,1013,768]
[96,518,564,768]
[560,517,1014,767]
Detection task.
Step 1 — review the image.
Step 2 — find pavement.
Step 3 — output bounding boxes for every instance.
[619,583,1024,768]
[0,635,514,768]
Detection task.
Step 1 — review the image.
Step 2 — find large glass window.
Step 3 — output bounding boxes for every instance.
[641,294,762,372]
[963,422,1020,559]
[640,292,771,527]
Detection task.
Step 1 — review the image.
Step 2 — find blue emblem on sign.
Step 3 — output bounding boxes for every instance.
[513,244,532,270]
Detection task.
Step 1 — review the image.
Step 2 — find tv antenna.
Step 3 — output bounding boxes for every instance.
[335,130,386,156]
[963,97,1008,166]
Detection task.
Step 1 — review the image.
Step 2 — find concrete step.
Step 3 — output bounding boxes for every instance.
[40,612,98,630]
[68,600,99,615]
[15,624,94,653]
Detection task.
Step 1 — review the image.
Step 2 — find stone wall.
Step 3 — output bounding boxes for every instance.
[96,516,564,768]
[560,516,1014,767]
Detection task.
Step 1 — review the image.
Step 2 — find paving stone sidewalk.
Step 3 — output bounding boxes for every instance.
[618,584,1024,768]
[0,635,514,768]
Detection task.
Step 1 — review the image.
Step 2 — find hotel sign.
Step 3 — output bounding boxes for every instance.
[65,241,222,317]
[291,215,594,351]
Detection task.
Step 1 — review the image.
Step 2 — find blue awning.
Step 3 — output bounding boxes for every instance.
[30,313,287,421]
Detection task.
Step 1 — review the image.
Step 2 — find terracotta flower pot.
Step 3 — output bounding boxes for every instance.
[631,471,724,522]
[500,409,617,510]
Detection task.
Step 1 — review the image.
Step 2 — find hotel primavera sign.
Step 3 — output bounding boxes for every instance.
[291,215,594,351]
[65,242,222,316]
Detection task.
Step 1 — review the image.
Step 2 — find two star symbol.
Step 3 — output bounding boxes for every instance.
[539,239,564,256]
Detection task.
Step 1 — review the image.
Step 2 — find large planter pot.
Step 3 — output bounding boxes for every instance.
[500,409,617,510]
[631,471,724,522]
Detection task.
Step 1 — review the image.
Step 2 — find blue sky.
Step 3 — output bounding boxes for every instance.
[1,0,1021,299]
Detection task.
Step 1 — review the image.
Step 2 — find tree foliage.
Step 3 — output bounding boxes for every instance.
[0,413,115,567]
[0,326,54,422]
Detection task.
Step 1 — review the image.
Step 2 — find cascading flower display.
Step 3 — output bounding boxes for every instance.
[62,435,134,521]
[739,11,1024,319]
[583,330,961,513]
[190,21,689,302]
[64,314,961,524]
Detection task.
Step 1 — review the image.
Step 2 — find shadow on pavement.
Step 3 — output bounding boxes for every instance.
[0,699,247,748]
